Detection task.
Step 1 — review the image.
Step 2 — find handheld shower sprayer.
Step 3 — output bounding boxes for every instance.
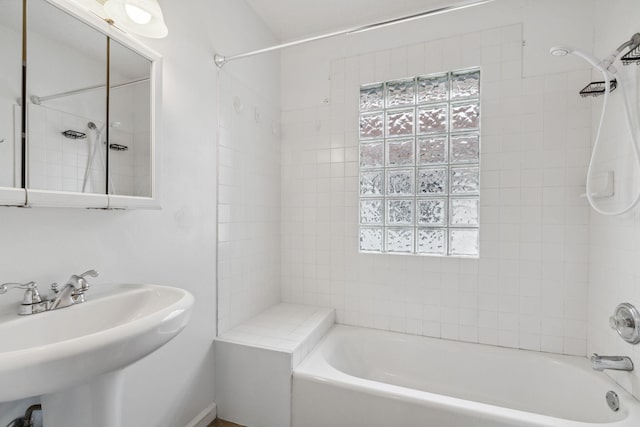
[83,121,116,194]
[549,45,616,77]
[550,34,640,216]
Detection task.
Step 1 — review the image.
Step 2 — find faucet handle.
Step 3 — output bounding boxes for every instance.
[79,270,99,279]
[0,281,37,294]
[69,270,99,292]
[610,303,640,344]
[610,315,631,329]
[0,282,42,305]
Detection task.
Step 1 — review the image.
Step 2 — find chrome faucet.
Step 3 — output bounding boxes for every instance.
[0,270,99,315]
[591,353,634,372]
[50,270,98,310]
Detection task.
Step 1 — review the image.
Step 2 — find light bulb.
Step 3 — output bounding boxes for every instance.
[125,3,152,25]
[104,0,169,38]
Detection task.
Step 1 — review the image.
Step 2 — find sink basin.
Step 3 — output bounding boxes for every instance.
[0,283,193,423]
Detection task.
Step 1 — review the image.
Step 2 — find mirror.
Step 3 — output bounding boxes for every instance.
[109,40,152,198]
[7,0,162,208]
[0,0,23,189]
[26,0,108,194]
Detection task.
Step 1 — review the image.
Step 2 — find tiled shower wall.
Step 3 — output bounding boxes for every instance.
[28,103,107,193]
[588,0,640,399]
[27,82,147,196]
[217,70,282,334]
[110,82,152,197]
[281,24,595,355]
[23,23,149,197]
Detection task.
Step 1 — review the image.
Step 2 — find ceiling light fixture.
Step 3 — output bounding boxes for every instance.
[103,0,168,38]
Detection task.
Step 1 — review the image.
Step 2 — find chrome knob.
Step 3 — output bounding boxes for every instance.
[610,303,640,344]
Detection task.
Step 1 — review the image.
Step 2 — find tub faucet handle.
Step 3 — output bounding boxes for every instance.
[609,303,640,344]
[609,314,632,329]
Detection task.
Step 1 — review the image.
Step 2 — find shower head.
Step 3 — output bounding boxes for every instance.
[550,46,570,56]
[550,45,605,70]
[88,121,121,131]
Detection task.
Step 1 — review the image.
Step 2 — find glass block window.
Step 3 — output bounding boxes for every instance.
[359,68,480,257]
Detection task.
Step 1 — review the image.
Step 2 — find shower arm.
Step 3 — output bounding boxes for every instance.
[615,33,640,54]
[213,0,495,68]
[600,33,640,71]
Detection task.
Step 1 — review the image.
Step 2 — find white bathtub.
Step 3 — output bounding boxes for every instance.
[292,325,640,427]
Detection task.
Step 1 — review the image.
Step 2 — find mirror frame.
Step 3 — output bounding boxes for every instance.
[0,188,26,206]
[0,0,27,206]
[2,0,162,209]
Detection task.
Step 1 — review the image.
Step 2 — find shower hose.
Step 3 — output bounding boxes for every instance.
[587,63,640,216]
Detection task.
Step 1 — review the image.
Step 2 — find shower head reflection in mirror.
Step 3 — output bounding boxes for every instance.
[550,33,640,216]
[82,121,117,194]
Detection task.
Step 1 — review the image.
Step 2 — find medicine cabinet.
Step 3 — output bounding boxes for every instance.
[0,0,161,209]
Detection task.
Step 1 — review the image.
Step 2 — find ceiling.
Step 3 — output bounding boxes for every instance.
[245,0,455,41]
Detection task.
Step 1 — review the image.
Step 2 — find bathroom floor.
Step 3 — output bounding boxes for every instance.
[209,419,245,427]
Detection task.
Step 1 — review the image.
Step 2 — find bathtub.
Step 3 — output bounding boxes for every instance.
[292,325,640,427]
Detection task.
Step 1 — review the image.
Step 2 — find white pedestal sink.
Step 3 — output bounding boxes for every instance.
[0,284,194,427]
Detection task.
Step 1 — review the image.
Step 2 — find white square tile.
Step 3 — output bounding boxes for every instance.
[276,25,598,365]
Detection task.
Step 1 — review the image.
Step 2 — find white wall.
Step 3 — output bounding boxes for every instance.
[0,0,278,426]
[588,0,640,400]
[217,68,282,334]
[280,0,596,111]
[214,0,282,335]
[280,0,597,355]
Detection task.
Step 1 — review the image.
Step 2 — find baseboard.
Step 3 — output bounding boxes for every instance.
[185,402,217,427]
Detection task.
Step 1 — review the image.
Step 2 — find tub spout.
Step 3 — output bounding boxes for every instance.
[591,353,634,372]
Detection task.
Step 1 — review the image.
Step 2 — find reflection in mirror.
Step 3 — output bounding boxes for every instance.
[109,40,152,197]
[0,0,22,188]
[27,0,107,194]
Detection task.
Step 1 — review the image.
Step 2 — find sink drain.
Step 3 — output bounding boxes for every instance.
[606,391,620,412]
